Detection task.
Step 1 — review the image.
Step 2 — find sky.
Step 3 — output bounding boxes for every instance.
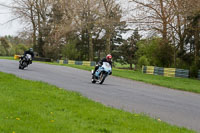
[0,0,134,38]
[0,0,24,36]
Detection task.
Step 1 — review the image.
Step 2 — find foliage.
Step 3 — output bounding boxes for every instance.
[62,41,80,60]
[138,56,149,69]
[136,38,158,66]
[156,43,174,67]
[2,0,200,71]
[0,37,10,56]
[136,38,173,67]
[0,46,6,56]
[190,62,199,78]
[118,29,141,69]
[0,36,32,56]
[11,0,128,61]
[13,44,28,55]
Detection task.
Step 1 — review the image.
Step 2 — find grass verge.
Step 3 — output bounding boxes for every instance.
[0,56,14,60]
[0,72,195,133]
[113,62,132,69]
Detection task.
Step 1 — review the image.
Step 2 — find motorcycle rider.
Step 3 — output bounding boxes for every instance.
[92,54,113,76]
[23,48,34,64]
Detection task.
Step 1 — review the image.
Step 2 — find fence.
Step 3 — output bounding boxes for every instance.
[142,66,189,78]
[57,60,96,66]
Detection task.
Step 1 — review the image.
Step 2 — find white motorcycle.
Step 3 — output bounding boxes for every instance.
[91,62,112,84]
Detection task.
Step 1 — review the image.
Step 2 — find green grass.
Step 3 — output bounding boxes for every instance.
[113,62,132,69]
[0,56,14,60]
[0,72,195,133]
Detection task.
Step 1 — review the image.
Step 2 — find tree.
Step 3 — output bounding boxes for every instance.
[11,0,125,61]
[0,37,10,56]
[102,0,124,54]
[130,0,175,44]
[62,0,103,61]
[14,44,28,55]
[12,0,37,50]
[62,40,80,60]
[130,0,200,70]
[136,37,173,67]
[119,28,141,69]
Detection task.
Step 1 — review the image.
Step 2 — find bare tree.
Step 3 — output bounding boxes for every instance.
[11,0,125,60]
[102,0,123,54]
[130,0,175,43]
[12,0,36,47]
[61,0,104,61]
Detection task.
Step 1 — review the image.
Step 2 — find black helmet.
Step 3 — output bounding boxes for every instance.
[29,48,33,52]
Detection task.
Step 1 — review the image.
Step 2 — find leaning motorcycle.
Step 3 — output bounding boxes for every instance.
[91,62,112,84]
[19,54,32,69]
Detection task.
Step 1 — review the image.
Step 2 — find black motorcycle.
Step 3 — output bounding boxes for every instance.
[19,54,32,69]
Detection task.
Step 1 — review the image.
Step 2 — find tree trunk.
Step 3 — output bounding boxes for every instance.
[36,1,44,57]
[30,4,37,51]
[194,19,200,65]
[89,31,93,61]
[130,63,133,70]
[160,0,168,44]
[106,30,111,54]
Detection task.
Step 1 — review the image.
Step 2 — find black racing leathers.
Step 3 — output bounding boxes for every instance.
[23,50,35,64]
[24,50,34,58]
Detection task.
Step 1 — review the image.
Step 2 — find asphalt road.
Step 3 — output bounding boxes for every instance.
[1,59,200,132]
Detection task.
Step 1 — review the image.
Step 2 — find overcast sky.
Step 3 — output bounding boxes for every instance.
[0,0,24,36]
[0,0,133,37]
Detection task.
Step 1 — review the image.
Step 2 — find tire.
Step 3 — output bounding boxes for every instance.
[19,61,22,69]
[22,61,27,69]
[92,80,96,84]
[99,73,107,84]
[91,75,96,84]
[21,66,25,70]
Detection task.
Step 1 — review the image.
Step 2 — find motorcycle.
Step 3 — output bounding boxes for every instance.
[19,54,32,69]
[91,62,112,84]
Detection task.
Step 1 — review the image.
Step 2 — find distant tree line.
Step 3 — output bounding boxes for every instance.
[0,36,31,56]
[11,0,126,62]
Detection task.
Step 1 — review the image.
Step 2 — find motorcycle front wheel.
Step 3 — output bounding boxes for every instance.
[99,73,107,84]
[91,75,96,84]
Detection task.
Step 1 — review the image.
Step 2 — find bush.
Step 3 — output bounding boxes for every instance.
[14,44,28,55]
[62,43,80,60]
[190,63,199,78]
[174,58,190,69]
[136,38,173,67]
[138,56,149,69]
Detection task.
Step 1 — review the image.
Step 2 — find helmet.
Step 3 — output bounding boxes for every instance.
[29,48,33,52]
[106,54,112,60]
